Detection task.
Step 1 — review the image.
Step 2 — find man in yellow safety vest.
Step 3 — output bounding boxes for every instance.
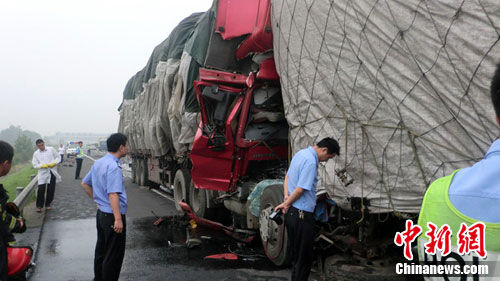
[75,141,84,180]
[418,63,500,280]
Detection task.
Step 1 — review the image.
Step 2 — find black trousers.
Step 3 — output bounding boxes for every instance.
[94,210,126,281]
[60,154,64,163]
[75,158,83,179]
[285,207,316,281]
[36,172,56,209]
[0,238,6,281]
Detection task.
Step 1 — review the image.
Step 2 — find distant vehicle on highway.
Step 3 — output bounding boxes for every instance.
[66,147,77,157]
[98,140,107,151]
[66,141,79,157]
[86,143,99,156]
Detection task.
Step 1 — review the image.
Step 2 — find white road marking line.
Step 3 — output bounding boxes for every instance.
[151,189,174,202]
[85,155,97,162]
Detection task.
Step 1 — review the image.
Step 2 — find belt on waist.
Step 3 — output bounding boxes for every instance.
[97,209,126,217]
[288,206,314,220]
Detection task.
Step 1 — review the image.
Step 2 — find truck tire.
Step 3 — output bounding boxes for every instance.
[131,160,137,184]
[189,181,211,218]
[259,184,290,266]
[134,160,142,185]
[138,159,148,187]
[173,169,191,212]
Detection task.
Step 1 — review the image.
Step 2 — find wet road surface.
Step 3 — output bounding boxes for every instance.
[27,156,294,281]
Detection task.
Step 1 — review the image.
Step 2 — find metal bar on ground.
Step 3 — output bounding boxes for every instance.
[84,155,97,162]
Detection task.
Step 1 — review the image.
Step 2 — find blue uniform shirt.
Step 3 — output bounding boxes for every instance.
[287,146,318,212]
[83,153,127,214]
[449,139,500,223]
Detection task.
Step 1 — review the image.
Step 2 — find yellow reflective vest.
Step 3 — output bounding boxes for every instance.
[76,146,84,159]
[418,170,500,280]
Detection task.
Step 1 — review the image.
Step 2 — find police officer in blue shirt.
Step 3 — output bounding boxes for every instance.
[447,63,500,223]
[275,137,339,281]
[75,141,84,180]
[81,133,129,281]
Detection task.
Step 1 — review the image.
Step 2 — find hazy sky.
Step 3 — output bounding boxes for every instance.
[0,0,212,136]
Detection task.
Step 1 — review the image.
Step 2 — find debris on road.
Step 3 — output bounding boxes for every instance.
[189,219,197,229]
[179,202,257,243]
[185,238,202,249]
[153,217,164,226]
[204,253,238,261]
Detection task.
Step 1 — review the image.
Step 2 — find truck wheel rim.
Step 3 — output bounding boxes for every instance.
[259,205,282,256]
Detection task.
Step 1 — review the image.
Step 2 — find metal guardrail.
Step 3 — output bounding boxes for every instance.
[14,175,38,211]
[85,155,97,162]
[13,153,99,211]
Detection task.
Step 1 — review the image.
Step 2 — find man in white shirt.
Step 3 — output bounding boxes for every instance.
[32,139,61,212]
[58,144,65,163]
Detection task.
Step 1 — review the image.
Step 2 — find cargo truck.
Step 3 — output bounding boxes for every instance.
[119,0,499,277]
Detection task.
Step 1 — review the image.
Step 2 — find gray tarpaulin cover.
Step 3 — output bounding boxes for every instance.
[122,13,203,101]
[119,13,203,156]
[171,9,215,153]
[119,7,216,157]
[271,0,500,213]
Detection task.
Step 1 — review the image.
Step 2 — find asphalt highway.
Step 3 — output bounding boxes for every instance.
[23,156,294,281]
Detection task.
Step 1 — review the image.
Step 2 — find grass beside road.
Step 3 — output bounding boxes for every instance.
[0,164,36,201]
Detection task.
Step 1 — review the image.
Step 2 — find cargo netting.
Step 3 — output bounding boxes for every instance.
[271,0,500,213]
